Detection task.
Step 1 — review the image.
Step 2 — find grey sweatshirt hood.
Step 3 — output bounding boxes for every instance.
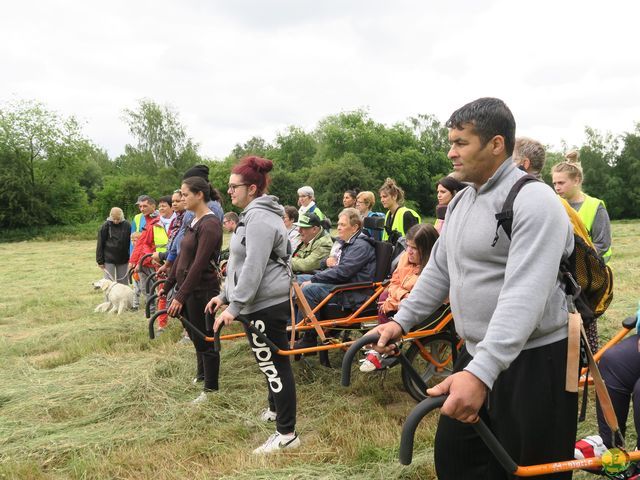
[243,194,285,218]
[220,195,291,317]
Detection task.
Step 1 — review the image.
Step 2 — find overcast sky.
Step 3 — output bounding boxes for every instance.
[2,0,639,160]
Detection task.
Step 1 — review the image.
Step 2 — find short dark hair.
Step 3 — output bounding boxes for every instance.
[446,97,516,156]
[284,206,298,223]
[158,195,172,206]
[437,176,467,196]
[223,211,239,223]
[344,189,358,199]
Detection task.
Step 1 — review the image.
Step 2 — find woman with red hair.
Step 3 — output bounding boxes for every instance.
[206,156,299,454]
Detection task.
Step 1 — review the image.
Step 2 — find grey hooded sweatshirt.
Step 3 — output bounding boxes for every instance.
[393,158,574,390]
[218,195,291,317]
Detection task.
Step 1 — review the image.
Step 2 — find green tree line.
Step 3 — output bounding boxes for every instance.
[1,99,639,230]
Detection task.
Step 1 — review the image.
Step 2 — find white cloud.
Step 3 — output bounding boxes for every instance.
[1,0,639,159]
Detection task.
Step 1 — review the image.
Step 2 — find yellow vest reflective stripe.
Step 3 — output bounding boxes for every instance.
[382,206,421,241]
[578,194,612,261]
[153,224,169,253]
[133,213,144,233]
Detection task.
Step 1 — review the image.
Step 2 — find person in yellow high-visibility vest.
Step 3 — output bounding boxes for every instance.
[129,196,169,321]
[552,150,612,263]
[379,178,420,244]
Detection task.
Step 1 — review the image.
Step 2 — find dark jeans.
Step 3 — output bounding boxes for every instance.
[243,300,297,435]
[183,287,220,391]
[434,339,577,480]
[597,334,640,449]
[295,274,334,325]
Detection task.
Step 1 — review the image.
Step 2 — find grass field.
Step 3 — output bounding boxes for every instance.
[1,222,639,479]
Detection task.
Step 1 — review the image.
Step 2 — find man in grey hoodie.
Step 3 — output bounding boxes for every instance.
[374,98,576,479]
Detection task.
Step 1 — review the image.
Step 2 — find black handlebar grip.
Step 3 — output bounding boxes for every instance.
[341,333,381,387]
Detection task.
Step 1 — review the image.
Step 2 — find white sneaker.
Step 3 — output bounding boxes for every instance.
[574,434,607,459]
[191,391,214,405]
[260,408,277,422]
[177,335,192,345]
[359,350,383,372]
[252,431,300,454]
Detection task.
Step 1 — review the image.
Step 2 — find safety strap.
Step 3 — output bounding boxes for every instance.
[289,288,297,348]
[492,174,540,246]
[580,323,624,448]
[565,310,582,393]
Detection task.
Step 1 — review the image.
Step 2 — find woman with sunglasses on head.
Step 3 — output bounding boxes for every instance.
[205,156,299,455]
[161,176,223,404]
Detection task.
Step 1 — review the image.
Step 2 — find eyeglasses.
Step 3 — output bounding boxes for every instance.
[228,183,249,192]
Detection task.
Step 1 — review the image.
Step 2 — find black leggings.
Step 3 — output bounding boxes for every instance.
[183,287,220,391]
[434,339,577,480]
[243,300,297,435]
[597,334,640,449]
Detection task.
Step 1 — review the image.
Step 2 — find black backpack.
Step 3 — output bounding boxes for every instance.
[493,175,614,325]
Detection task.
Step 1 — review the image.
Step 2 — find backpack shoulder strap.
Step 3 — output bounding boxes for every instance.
[237,220,292,271]
[492,174,541,247]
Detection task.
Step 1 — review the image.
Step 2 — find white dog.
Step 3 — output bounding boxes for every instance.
[93,278,134,315]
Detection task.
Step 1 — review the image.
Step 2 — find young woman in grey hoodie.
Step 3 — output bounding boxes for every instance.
[206,156,299,455]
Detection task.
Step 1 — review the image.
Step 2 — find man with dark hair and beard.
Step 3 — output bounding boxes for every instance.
[374,98,577,479]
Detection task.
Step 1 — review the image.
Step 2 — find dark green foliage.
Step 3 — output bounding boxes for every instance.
[0,101,99,228]
[3,99,640,237]
[546,125,640,220]
[93,175,159,220]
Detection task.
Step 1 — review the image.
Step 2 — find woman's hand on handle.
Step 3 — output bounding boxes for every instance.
[205,296,225,315]
[167,299,183,317]
[213,309,235,333]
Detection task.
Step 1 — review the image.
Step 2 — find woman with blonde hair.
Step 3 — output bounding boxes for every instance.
[378,178,420,244]
[551,150,612,263]
[356,191,384,241]
[96,207,131,285]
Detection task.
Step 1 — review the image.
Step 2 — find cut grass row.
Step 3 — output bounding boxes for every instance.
[1,221,638,479]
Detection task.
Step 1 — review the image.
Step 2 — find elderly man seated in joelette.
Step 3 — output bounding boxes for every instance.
[291,213,333,274]
[294,208,376,349]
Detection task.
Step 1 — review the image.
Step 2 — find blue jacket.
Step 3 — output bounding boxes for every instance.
[310,230,376,307]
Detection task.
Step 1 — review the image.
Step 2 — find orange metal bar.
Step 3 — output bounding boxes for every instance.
[275,311,455,356]
[580,327,632,377]
[513,449,640,476]
[414,338,453,370]
[218,310,454,349]
[293,285,385,327]
[220,332,245,341]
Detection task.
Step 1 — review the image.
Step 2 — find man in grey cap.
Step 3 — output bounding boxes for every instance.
[297,186,325,220]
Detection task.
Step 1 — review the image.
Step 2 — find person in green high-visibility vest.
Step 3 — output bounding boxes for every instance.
[379,177,420,244]
[552,150,612,263]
